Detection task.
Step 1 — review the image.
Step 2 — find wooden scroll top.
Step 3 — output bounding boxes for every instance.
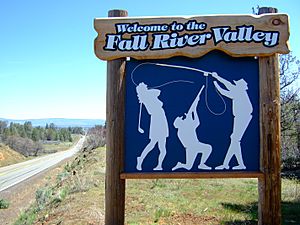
[94,13,289,60]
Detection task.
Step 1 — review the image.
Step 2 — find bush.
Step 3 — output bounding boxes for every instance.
[84,125,106,151]
[14,207,38,225]
[4,136,43,157]
[0,198,10,209]
[35,187,53,210]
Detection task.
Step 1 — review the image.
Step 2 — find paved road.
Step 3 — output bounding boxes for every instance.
[0,136,85,192]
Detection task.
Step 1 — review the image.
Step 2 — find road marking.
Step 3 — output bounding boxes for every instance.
[0,136,85,192]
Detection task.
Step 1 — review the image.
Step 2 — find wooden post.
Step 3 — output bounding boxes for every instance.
[258,7,281,225]
[105,9,128,225]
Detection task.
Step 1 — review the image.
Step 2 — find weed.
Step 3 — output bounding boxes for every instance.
[64,163,72,172]
[154,207,171,223]
[14,207,38,225]
[35,187,53,210]
[56,171,69,183]
[150,179,166,189]
[51,187,68,204]
[282,178,300,201]
[69,172,90,193]
[0,198,10,209]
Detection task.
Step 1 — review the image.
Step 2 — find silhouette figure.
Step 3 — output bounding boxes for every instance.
[135,82,169,171]
[172,85,212,171]
[211,72,253,170]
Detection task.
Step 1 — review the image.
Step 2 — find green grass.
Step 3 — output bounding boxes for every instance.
[14,207,38,225]
[41,134,81,155]
[13,146,300,225]
[125,178,259,224]
[126,178,299,224]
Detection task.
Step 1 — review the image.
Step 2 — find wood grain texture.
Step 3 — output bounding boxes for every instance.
[120,172,264,179]
[105,9,127,225]
[94,13,289,60]
[258,55,281,225]
[257,7,281,225]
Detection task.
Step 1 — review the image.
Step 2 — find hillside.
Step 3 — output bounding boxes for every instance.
[0,118,105,128]
[0,144,26,167]
[13,147,300,225]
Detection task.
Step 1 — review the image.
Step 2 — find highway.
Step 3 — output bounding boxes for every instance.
[0,136,85,192]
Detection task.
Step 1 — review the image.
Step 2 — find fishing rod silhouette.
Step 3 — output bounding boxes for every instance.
[131,62,226,134]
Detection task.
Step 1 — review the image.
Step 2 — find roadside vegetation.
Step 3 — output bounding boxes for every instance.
[0,121,85,167]
[279,53,300,172]
[41,134,81,155]
[13,144,299,225]
[0,198,10,209]
[13,125,106,225]
[12,124,299,224]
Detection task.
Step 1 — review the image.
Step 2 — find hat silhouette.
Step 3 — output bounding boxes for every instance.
[233,79,248,90]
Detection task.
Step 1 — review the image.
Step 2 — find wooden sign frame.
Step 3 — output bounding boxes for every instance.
[98,7,286,225]
[94,13,289,60]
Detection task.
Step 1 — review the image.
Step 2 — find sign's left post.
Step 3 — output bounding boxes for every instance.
[104,9,128,225]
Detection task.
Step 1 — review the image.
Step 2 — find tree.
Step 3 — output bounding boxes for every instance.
[0,121,7,135]
[46,128,56,141]
[24,121,33,138]
[280,52,300,169]
[31,128,40,142]
[0,121,7,142]
[4,136,43,157]
[85,125,106,150]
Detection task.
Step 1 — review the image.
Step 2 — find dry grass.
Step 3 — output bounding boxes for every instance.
[0,143,26,167]
[14,146,300,225]
[40,134,81,155]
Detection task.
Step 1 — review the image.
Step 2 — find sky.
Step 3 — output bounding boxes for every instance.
[0,0,299,120]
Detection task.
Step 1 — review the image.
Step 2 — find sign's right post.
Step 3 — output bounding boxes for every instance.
[258,7,281,225]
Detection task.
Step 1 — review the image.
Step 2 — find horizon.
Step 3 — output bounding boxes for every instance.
[0,117,105,128]
[0,117,105,121]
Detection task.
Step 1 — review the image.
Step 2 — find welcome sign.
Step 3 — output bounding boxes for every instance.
[124,52,260,173]
[94,14,289,60]
[96,9,289,224]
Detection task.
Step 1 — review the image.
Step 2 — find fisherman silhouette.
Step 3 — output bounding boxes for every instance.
[211,72,253,170]
[172,85,212,171]
[135,82,169,171]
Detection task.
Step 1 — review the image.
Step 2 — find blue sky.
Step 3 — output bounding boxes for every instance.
[0,0,299,120]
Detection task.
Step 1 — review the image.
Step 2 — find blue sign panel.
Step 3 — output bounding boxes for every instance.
[125,51,259,173]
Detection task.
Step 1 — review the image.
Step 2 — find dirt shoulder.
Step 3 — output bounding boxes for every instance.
[0,157,72,225]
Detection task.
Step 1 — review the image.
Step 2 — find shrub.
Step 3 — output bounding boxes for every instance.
[0,198,10,209]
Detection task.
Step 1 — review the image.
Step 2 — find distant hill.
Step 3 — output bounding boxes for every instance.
[0,118,105,128]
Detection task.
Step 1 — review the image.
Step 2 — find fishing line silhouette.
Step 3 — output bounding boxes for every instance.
[130,62,194,88]
[130,62,227,116]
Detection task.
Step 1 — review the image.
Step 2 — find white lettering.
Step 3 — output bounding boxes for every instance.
[211,27,230,44]
[116,24,130,33]
[151,32,212,50]
[106,23,280,52]
[264,32,279,47]
[211,26,279,47]
[104,34,149,51]
[105,34,121,50]
[115,23,169,34]
[152,34,171,49]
